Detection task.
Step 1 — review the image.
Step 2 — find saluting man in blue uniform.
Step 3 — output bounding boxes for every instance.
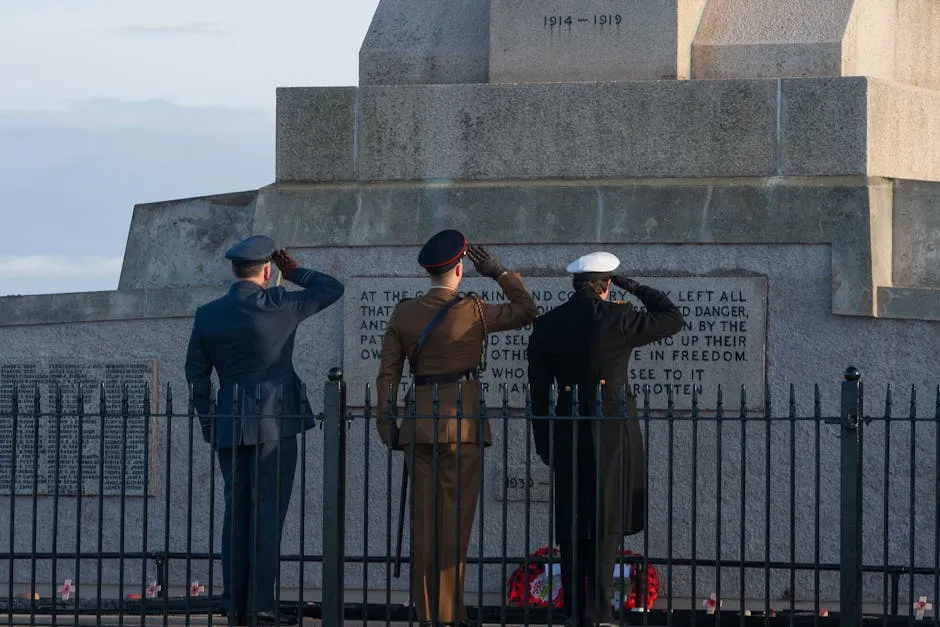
[185,235,344,625]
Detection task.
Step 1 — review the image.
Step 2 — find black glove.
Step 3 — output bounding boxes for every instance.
[611,275,640,294]
[271,248,299,275]
[466,244,507,279]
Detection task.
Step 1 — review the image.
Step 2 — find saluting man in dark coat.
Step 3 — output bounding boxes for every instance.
[527,252,684,627]
[185,235,344,625]
[376,229,538,626]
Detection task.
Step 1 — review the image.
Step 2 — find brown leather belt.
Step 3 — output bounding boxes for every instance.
[413,369,479,386]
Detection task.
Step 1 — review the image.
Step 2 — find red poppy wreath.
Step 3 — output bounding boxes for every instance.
[506,547,660,610]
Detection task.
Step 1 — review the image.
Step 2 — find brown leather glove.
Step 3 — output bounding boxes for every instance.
[271,249,299,276]
[466,244,507,279]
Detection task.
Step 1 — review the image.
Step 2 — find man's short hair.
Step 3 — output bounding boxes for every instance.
[232,260,267,279]
[572,277,609,296]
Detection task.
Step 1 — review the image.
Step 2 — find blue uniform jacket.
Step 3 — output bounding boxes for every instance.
[184,267,344,448]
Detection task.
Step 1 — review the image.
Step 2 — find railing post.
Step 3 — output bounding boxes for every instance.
[322,367,346,627]
[840,366,863,627]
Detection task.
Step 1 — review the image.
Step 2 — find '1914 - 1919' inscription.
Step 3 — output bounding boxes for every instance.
[544,14,622,27]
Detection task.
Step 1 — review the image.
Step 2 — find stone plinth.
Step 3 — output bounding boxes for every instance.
[489,0,707,83]
[693,0,940,91]
[274,78,940,185]
[358,0,491,86]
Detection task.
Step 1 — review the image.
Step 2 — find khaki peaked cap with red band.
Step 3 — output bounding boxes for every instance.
[418,229,468,273]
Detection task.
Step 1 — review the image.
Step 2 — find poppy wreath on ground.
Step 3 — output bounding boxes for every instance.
[506,547,660,611]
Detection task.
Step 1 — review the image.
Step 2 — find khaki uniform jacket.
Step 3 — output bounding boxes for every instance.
[376,271,538,447]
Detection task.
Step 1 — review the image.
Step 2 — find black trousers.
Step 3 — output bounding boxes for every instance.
[559,534,620,625]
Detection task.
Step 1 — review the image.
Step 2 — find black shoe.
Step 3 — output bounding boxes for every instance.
[252,611,298,625]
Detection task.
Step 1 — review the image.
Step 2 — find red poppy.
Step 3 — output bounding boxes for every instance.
[506,547,659,610]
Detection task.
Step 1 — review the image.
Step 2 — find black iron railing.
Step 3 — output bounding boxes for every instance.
[0,367,937,626]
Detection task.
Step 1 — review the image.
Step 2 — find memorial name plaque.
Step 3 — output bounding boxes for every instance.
[343,276,767,411]
[0,361,158,497]
[490,0,697,83]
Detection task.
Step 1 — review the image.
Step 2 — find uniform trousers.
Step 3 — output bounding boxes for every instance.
[217,436,298,619]
[559,534,621,625]
[404,443,481,623]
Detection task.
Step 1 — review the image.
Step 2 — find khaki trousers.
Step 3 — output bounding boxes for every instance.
[404,443,481,623]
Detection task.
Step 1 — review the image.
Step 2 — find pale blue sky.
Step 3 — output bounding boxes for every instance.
[0,0,380,295]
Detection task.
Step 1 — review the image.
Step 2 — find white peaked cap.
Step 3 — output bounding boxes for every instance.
[565,251,620,274]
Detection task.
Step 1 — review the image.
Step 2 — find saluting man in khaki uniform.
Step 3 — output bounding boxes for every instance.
[376,229,538,626]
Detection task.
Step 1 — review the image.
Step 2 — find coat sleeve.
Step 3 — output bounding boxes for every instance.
[477,272,539,333]
[526,326,552,463]
[618,284,685,347]
[280,267,345,321]
[375,304,405,444]
[183,311,213,443]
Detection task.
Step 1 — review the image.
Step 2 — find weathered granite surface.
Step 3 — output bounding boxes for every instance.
[359,0,491,86]
[489,0,707,83]
[275,78,940,184]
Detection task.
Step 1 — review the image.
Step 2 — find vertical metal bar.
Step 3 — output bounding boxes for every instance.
[547,383,556,627]
[739,387,748,627]
[813,384,822,625]
[251,385,263,619]
[689,384,698,627]
[385,383,394,626]
[8,385,18,625]
[409,384,416,627]
[322,368,347,627]
[476,387,485,621]
[206,382,217,626]
[593,383,602,624]
[96,383,106,620]
[363,383,371,627]
[454,384,463,626]
[29,384,40,624]
[617,384,627,625]
[164,383,174,617]
[764,382,771,624]
[501,384,510,627]
[274,388,283,625]
[715,387,724,626]
[668,385,677,626]
[229,383,239,626]
[142,384,151,627]
[840,367,863,627]
[431,383,440,626]
[787,384,796,624]
[934,385,940,627]
[570,383,580,625]
[298,382,307,623]
[523,384,532,627]
[75,385,84,626]
[642,384,650,627]
[908,386,917,627]
[118,384,129,622]
[185,381,196,623]
[883,386,892,624]
[50,386,62,626]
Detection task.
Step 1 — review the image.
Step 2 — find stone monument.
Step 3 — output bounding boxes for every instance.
[1,0,939,611]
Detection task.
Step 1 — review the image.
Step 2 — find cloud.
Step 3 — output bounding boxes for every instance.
[110,21,231,36]
[0,256,123,297]
[0,98,274,296]
[0,255,123,279]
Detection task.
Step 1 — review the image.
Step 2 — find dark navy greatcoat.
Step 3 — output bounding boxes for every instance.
[184,266,343,618]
